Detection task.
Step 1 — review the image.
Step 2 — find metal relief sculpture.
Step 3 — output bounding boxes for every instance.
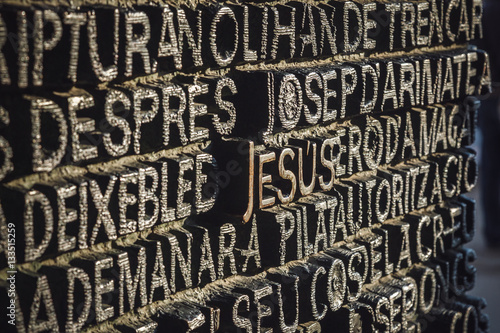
[0,0,492,332]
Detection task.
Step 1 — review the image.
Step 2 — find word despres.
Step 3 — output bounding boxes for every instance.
[0,49,490,181]
[0,0,482,88]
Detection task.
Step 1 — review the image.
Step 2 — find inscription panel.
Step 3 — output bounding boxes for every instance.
[0,0,491,332]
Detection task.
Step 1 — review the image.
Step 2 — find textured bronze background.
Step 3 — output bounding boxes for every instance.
[0,0,492,332]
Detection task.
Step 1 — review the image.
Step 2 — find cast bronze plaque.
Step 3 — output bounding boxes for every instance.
[0,0,492,332]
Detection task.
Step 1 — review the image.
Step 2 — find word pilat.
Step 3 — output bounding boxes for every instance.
[0,49,489,182]
[0,102,476,266]
[0,0,482,88]
[254,154,477,266]
[0,196,476,332]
